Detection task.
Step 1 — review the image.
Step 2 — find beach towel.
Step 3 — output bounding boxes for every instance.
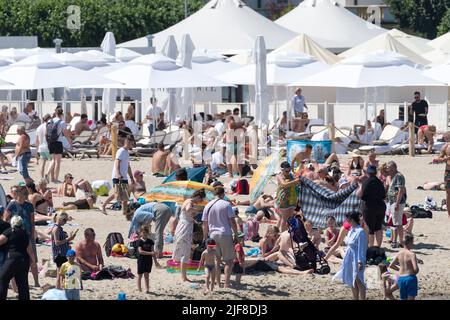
[298,177,361,229]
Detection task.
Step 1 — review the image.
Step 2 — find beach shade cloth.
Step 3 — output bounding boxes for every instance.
[339,33,430,65]
[102,54,234,89]
[0,48,30,62]
[249,152,280,204]
[428,32,450,51]
[0,76,13,89]
[422,49,450,65]
[291,50,445,88]
[179,34,195,120]
[144,181,216,208]
[0,55,120,90]
[219,52,329,85]
[387,29,432,55]
[101,32,118,115]
[162,166,208,184]
[275,0,385,50]
[298,177,361,229]
[115,48,142,62]
[161,36,180,123]
[423,63,450,84]
[192,53,241,77]
[268,33,340,65]
[254,36,269,127]
[117,0,297,55]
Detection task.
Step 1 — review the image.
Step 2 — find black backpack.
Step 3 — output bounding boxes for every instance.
[46,119,62,144]
[410,206,433,219]
[103,232,124,257]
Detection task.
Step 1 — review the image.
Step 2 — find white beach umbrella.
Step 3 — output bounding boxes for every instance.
[101,32,118,116]
[219,52,329,85]
[102,54,233,89]
[116,48,141,62]
[423,62,450,84]
[179,34,196,120]
[161,36,180,123]
[0,55,120,90]
[254,36,269,128]
[291,51,444,88]
[0,48,30,62]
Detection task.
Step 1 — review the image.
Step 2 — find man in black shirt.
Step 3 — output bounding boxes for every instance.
[0,206,11,268]
[410,91,428,133]
[357,165,386,248]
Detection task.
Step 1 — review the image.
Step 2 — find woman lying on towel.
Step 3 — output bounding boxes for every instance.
[56,180,97,210]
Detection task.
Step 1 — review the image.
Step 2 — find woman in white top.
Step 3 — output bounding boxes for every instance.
[35,114,53,179]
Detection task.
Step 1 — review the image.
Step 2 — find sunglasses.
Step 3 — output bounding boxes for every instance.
[66,176,73,179]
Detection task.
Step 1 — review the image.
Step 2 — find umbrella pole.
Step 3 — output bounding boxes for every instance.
[384,87,388,125]
[286,86,291,131]
[364,88,368,136]
[120,89,124,115]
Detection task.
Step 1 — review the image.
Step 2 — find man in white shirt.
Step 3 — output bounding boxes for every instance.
[101,136,136,216]
[292,88,308,118]
[210,150,227,176]
[35,114,53,180]
[146,98,163,137]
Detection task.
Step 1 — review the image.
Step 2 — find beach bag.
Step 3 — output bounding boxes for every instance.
[236,179,249,195]
[103,232,124,257]
[46,119,61,144]
[127,241,139,259]
[92,180,111,196]
[410,205,433,219]
[366,247,387,265]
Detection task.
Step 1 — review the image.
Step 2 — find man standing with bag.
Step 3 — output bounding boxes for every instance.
[202,187,238,288]
[101,135,135,216]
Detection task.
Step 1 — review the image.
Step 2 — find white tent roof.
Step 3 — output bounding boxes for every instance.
[115,48,141,62]
[387,29,432,54]
[0,55,120,90]
[268,33,340,64]
[291,50,445,88]
[117,0,297,55]
[275,0,386,50]
[219,52,329,85]
[423,62,450,84]
[102,54,234,89]
[422,49,450,65]
[428,32,450,50]
[191,53,241,77]
[339,33,430,65]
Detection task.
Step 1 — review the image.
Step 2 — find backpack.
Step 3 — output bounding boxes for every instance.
[103,232,124,257]
[46,119,62,145]
[366,246,387,265]
[236,179,249,195]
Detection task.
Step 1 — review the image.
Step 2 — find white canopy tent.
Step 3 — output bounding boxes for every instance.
[428,32,450,51]
[387,29,433,54]
[423,62,450,84]
[275,0,386,51]
[291,51,446,131]
[192,53,241,77]
[339,33,430,65]
[115,48,142,62]
[422,49,450,65]
[161,36,180,123]
[0,48,31,62]
[117,0,297,55]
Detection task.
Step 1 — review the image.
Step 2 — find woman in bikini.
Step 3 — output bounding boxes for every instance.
[26,182,52,226]
[259,226,280,258]
[57,173,76,197]
[57,180,97,211]
[347,150,364,177]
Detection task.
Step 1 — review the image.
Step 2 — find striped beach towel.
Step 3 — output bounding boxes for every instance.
[298,177,362,229]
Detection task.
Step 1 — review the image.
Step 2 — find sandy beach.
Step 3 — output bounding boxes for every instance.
[2,153,450,300]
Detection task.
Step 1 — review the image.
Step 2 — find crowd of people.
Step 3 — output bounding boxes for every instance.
[0,89,445,301]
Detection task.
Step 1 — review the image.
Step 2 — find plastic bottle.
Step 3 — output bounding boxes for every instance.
[117,291,126,300]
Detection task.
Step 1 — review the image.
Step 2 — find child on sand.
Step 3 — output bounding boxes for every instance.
[304,220,321,249]
[232,232,246,285]
[198,239,220,293]
[388,233,419,300]
[137,226,155,294]
[378,263,398,300]
[324,216,339,252]
[59,249,82,300]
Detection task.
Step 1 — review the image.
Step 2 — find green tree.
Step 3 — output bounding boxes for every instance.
[0,0,204,47]
[385,0,450,39]
[438,8,450,35]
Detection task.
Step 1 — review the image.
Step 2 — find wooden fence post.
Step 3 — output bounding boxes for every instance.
[329,123,336,153]
[111,123,118,160]
[409,122,415,157]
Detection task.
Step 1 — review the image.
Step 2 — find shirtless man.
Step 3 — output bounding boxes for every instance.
[15,125,33,183]
[151,143,173,177]
[388,233,419,300]
[73,114,91,136]
[291,144,313,173]
[75,228,104,272]
[434,134,450,218]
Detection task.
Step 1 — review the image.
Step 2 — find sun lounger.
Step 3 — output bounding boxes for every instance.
[359,125,404,154]
[72,130,94,146]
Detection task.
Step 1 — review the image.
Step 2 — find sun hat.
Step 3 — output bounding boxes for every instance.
[133,170,144,178]
[66,249,76,257]
[349,149,361,157]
